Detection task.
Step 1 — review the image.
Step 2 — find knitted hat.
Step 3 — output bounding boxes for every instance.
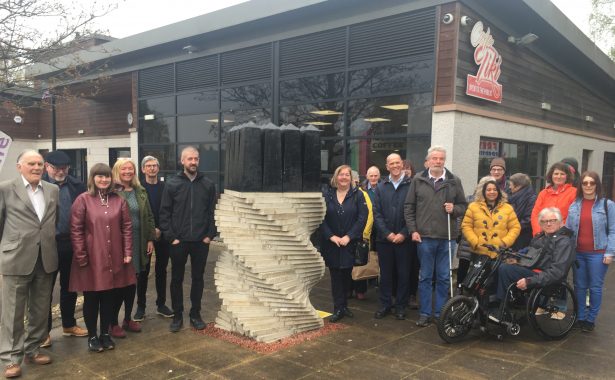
[561,157,578,175]
[490,157,506,171]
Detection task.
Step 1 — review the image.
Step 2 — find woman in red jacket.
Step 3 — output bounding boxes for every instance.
[530,162,577,236]
[69,163,135,352]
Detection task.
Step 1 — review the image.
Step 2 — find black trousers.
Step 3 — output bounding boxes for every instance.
[136,240,171,309]
[170,241,209,317]
[329,267,352,313]
[48,238,78,331]
[111,284,136,325]
[83,289,115,337]
[377,241,410,310]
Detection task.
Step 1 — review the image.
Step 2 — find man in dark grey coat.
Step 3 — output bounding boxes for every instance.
[404,146,467,327]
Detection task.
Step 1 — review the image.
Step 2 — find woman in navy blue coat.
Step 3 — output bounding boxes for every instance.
[320,165,368,322]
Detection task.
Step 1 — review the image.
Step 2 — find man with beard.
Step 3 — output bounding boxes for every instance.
[159,147,217,332]
[42,151,88,348]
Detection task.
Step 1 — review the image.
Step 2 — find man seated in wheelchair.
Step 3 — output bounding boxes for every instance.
[489,207,575,322]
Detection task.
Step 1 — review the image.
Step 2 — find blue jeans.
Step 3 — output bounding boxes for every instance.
[417,238,454,317]
[574,252,609,323]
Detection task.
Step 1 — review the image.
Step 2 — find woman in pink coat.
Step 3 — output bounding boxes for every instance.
[69,163,135,352]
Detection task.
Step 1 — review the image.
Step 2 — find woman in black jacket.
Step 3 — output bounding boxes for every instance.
[320,165,368,322]
[508,173,537,250]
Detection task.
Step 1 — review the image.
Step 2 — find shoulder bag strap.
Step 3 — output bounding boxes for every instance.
[605,198,609,236]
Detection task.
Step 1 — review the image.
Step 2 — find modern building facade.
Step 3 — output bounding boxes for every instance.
[3,0,615,197]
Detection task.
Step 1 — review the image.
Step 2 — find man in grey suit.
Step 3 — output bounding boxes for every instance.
[0,150,59,378]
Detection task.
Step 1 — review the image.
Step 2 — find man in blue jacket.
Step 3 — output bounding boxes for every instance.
[404,146,467,327]
[159,147,217,332]
[373,153,413,320]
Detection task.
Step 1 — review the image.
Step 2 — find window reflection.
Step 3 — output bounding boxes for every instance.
[221,108,272,141]
[140,145,176,172]
[348,95,410,137]
[280,72,344,104]
[320,139,345,178]
[141,117,175,143]
[279,102,344,138]
[177,114,219,143]
[138,96,175,118]
[177,90,218,115]
[348,61,434,98]
[221,83,272,110]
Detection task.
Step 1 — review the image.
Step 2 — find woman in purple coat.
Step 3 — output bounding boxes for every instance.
[69,163,135,352]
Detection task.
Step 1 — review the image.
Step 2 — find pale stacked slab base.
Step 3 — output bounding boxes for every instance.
[214,190,326,343]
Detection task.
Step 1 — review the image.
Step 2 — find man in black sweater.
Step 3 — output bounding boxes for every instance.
[135,156,174,320]
[160,147,217,332]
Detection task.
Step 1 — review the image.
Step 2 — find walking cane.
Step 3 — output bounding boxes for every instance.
[447,212,453,298]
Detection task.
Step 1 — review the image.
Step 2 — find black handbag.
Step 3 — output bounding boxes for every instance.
[353,239,370,266]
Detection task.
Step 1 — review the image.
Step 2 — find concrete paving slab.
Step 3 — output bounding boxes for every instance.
[19,241,615,379]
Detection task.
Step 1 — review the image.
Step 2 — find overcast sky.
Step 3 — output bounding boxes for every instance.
[91,0,592,39]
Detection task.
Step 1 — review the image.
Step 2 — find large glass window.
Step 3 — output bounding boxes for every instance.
[222,108,272,137]
[348,95,410,137]
[177,90,218,115]
[280,72,344,104]
[348,61,434,98]
[279,101,344,138]
[138,96,175,118]
[221,83,272,110]
[140,145,177,174]
[478,138,548,190]
[141,117,175,144]
[177,114,220,143]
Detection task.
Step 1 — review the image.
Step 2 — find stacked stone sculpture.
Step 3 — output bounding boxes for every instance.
[214,123,326,343]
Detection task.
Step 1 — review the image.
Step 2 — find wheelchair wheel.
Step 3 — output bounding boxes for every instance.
[527,282,577,340]
[437,295,476,343]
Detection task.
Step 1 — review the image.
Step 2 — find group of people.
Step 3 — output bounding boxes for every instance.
[320,148,615,335]
[1,144,614,378]
[0,146,216,378]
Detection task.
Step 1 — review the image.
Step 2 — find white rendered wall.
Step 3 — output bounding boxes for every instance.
[431,111,614,196]
[0,136,130,182]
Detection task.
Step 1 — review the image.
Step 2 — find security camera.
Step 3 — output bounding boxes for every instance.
[460,16,473,26]
[442,13,454,25]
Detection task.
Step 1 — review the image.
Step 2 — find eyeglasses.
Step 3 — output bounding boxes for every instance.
[582,181,596,186]
[539,219,559,225]
[48,164,69,172]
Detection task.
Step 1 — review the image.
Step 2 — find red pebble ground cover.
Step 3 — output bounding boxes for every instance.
[194,322,347,354]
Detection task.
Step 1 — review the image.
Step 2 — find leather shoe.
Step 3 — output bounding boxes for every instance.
[4,363,21,378]
[395,309,407,320]
[40,335,52,348]
[169,315,183,333]
[343,308,354,318]
[63,325,88,337]
[416,315,431,327]
[189,315,206,330]
[24,353,52,365]
[88,336,103,353]
[329,310,344,323]
[99,334,115,350]
[109,324,126,338]
[122,319,142,333]
[374,307,391,319]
